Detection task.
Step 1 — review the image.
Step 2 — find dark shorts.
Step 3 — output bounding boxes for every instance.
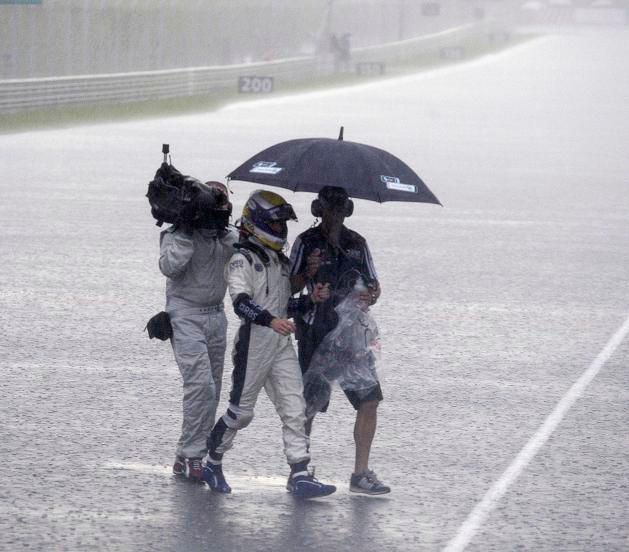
[297,318,383,412]
[316,382,383,413]
[312,384,384,412]
[342,382,384,411]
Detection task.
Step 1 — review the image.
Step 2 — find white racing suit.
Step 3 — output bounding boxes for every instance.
[207,239,310,468]
[159,225,238,459]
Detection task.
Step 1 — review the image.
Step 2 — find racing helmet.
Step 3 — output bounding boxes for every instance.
[241,189,297,251]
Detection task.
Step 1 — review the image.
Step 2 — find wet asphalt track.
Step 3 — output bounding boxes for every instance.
[1,29,628,552]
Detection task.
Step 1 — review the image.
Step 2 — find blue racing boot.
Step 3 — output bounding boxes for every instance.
[286,468,336,499]
[203,462,232,494]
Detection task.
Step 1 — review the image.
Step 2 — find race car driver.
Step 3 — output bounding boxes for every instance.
[204,189,336,499]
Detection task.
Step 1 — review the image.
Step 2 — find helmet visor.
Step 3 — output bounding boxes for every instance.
[267,202,297,222]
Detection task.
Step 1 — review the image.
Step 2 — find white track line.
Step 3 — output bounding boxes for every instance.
[443,313,629,552]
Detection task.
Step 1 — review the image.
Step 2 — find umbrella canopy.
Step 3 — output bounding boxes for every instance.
[227,129,441,205]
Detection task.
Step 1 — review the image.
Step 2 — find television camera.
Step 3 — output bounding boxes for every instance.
[146,144,231,231]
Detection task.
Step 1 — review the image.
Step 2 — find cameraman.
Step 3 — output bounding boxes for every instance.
[158,181,238,481]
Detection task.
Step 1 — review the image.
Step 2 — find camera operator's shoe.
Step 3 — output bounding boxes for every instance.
[286,470,336,499]
[203,462,232,493]
[173,456,204,482]
[173,456,185,476]
[349,470,391,495]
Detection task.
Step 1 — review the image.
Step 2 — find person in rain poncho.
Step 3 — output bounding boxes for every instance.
[289,185,391,495]
[204,190,336,499]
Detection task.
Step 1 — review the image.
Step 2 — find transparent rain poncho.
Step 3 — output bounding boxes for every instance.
[303,282,381,418]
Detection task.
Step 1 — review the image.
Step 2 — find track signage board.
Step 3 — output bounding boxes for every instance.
[238,76,274,93]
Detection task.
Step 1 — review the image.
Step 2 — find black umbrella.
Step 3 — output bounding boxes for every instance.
[227,128,441,205]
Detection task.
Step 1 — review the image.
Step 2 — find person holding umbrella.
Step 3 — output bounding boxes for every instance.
[289,185,391,495]
[227,129,441,494]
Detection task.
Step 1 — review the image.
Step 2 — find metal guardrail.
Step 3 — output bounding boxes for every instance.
[0,57,317,113]
[0,23,497,115]
[351,22,492,63]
